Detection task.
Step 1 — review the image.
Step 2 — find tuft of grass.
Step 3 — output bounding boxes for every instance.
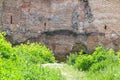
[86,63,120,80]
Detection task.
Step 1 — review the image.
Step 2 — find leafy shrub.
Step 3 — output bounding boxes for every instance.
[67,46,120,80]
[88,47,114,72]
[14,43,55,64]
[74,54,94,71]
[0,32,64,80]
[92,46,107,63]
[89,60,107,72]
[0,32,55,64]
[0,32,13,59]
[67,46,120,72]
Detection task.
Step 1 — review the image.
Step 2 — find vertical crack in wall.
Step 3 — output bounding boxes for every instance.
[72,9,79,30]
[82,0,93,23]
[72,0,93,30]
[71,0,94,54]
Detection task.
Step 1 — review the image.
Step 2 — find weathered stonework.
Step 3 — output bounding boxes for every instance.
[0,0,120,61]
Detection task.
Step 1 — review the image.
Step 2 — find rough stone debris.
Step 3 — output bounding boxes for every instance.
[0,0,120,61]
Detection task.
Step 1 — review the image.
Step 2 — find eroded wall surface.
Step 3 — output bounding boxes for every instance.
[0,0,120,61]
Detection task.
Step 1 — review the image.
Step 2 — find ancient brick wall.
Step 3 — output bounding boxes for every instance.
[0,0,120,61]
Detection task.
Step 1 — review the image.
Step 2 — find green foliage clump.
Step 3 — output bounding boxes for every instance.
[0,32,55,64]
[89,48,118,72]
[67,46,120,80]
[0,32,13,59]
[14,43,55,64]
[75,54,94,71]
[67,46,119,71]
[0,32,65,80]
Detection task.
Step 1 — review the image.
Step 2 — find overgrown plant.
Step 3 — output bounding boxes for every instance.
[14,43,55,64]
[67,46,120,80]
[67,46,119,71]
[0,32,13,59]
[67,52,78,65]
[0,32,65,80]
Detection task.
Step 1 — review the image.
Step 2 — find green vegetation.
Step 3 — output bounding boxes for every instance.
[0,32,65,80]
[1,31,120,80]
[67,46,120,80]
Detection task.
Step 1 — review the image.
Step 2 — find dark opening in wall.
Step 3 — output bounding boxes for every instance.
[83,0,87,2]
[104,25,107,30]
[10,16,13,24]
[44,23,46,26]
